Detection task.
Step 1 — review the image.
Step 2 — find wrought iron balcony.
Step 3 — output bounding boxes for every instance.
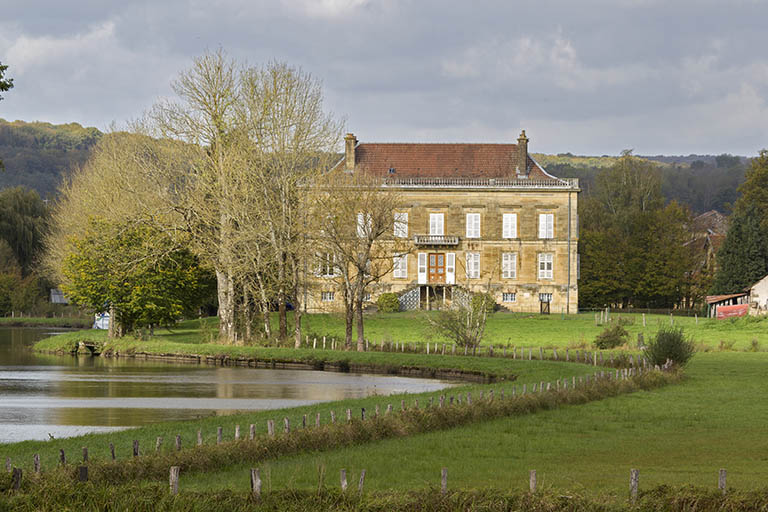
[414,234,460,246]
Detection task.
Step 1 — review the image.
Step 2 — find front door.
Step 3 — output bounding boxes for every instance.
[428,253,445,283]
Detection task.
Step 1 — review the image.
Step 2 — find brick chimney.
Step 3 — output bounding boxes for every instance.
[516,130,529,176]
[344,133,357,172]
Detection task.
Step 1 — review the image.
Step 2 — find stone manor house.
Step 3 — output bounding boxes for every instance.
[307,131,580,314]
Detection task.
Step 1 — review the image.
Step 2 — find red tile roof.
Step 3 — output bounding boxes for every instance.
[346,143,559,180]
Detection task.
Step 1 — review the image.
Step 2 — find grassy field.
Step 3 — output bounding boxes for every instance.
[34,311,768,352]
[178,352,768,498]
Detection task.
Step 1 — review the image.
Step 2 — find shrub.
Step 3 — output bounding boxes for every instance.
[593,324,629,349]
[376,293,400,313]
[471,293,496,314]
[644,326,695,367]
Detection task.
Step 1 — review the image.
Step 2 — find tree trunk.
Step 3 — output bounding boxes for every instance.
[216,269,236,343]
[344,289,354,350]
[293,283,302,349]
[262,306,272,339]
[355,290,365,352]
[108,305,115,339]
[278,299,287,339]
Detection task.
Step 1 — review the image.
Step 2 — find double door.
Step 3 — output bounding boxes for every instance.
[428,253,445,283]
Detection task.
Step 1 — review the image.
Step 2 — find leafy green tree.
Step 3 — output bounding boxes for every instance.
[60,219,214,336]
[0,187,49,275]
[0,61,12,99]
[712,151,768,294]
[579,152,693,308]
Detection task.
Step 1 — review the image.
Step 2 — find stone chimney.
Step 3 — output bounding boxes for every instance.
[516,130,529,176]
[344,133,357,172]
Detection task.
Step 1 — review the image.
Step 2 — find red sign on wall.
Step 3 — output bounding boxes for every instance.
[716,304,749,319]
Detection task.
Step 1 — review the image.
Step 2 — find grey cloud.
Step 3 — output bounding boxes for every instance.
[0,0,766,155]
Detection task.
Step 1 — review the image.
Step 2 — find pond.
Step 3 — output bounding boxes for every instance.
[0,327,454,443]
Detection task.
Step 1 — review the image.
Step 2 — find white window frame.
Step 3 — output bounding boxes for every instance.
[417,253,427,284]
[539,293,553,303]
[501,252,517,279]
[502,292,516,303]
[502,213,517,239]
[466,252,480,279]
[394,212,408,238]
[465,213,480,239]
[538,253,554,280]
[321,291,335,302]
[429,213,444,236]
[538,213,554,239]
[393,254,408,278]
[446,253,456,284]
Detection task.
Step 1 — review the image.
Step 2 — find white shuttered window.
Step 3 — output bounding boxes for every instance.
[466,252,480,279]
[501,252,517,279]
[394,212,408,238]
[502,213,517,238]
[538,253,554,279]
[466,213,480,238]
[538,213,554,239]
[429,213,444,235]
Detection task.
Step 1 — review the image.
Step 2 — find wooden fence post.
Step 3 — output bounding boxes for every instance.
[284,417,290,433]
[316,412,321,427]
[358,469,366,493]
[11,467,21,490]
[340,469,348,492]
[719,468,727,495]
[82,447,88,462]
[109,443,115,460]
[268,420,275,437]
[217,427,223,444]
[169,466,180,495]
[175,434,182,451]
[78,466,88,482]
[249,424,256,440]
[59,449,66,465]
[361,408,366,421]
[4,457,10,473]
[33,454,40,474]
[235,425,240,440]
[630,469,639,503]
[251,468,262,499]
[441,467,448,495]
[346,409,352,422]
[156,437,163,452]
[197,430,202,446]
[529,470,536,492]
[132,440,139,457]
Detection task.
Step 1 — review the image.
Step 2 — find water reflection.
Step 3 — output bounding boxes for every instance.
[0,328,454,443]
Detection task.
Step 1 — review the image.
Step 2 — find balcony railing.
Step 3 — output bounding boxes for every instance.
[414,234,460,246]
[382,177,578,189]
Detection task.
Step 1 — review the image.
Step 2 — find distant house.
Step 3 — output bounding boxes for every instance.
[749,275,768,315]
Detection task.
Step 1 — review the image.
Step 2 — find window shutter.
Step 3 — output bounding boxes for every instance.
[547,214,554,238]
[466,213,480,238]
[417,253,427,284]
[538,213,546,239]
[446,253,455,284]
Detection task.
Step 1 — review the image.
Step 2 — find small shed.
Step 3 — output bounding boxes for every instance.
[706,292,749,318]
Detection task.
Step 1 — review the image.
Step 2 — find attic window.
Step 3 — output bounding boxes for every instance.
[388,168,396,174]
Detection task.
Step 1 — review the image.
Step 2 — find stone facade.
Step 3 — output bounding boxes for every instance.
[307,131,580,314]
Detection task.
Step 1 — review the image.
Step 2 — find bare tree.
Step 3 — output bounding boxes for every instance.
[312,171,407,351]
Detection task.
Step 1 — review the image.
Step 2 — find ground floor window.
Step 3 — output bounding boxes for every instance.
[539,293,552,303]
[321,291,335,302]
[502,292,516,302]
[538,253,553,279]
[363,293,371,302]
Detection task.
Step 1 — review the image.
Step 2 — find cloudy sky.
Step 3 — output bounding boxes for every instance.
[1,0,767,155]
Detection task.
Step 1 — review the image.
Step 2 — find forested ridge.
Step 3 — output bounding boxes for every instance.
[0,119,101,198]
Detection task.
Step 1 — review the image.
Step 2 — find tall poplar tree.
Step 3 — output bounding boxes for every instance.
[711,150,768,293]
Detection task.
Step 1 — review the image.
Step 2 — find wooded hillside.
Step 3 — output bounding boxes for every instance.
[0,119,101,198]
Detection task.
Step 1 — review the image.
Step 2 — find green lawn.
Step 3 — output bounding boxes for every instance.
[178,352,768,497]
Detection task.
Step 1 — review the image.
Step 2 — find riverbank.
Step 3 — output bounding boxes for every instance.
[0,316,91,329]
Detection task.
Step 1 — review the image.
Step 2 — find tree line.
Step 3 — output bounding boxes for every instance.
[44,50,404,350]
